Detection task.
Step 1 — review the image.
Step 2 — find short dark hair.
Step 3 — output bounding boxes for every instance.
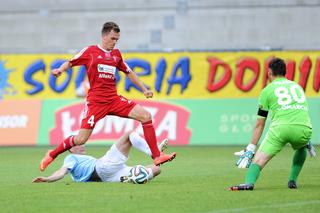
[101,22,120,35]
[268,58,286,76]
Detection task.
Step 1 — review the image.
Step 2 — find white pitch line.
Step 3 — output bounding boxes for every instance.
[208,200,320,213]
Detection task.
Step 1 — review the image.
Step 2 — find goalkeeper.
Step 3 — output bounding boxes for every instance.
[229,57,313,191]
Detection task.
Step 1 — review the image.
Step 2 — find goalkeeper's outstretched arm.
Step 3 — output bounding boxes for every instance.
[249,117,267,147]
[235,117,267,169]
[234,117,267,157]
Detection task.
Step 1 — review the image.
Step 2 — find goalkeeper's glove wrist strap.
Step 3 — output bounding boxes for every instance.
[246,144,256,152]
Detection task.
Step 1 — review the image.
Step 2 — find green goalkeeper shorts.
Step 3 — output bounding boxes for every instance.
[259,125,312,156]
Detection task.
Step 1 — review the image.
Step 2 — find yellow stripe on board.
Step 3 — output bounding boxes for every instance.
[1,51,319,100]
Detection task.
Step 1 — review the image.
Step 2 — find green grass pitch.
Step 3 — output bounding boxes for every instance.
[1,146,319,213]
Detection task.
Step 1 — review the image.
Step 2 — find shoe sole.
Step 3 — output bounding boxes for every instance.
[39,150,53,172]
[39,160,49,172]
[155,153,176,166]
[39,161,49,172]
[227,185,254,191]
[227,187,239,191]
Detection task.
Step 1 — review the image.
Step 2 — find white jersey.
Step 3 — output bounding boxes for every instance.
[63,154,97,182]
[95,145,132,182]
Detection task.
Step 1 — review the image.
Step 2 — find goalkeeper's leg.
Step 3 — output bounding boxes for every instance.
[246,150,273,183]
[288,147,307,189]
[229,151,273,191]
[245,163,261,185]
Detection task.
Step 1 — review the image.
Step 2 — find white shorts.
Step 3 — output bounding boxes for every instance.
[95,144,132,182]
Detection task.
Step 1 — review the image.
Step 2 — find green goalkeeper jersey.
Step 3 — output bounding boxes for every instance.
[258,77,312,128]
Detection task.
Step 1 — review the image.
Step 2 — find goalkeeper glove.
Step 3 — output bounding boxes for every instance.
[234,150,245,156]
[235,144,256,169]
[307,141,316,157]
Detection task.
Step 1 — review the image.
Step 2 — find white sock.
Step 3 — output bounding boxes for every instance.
[129,132,152,156]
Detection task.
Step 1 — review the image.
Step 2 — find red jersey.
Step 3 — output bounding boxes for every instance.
[69,45,132,103]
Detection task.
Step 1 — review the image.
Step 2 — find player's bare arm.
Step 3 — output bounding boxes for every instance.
[234,105,269,157]
[249,117,267,146]
[32,166,68,183]
[126,72,153,98]
[234,117,267,169]
[52,61,72,77]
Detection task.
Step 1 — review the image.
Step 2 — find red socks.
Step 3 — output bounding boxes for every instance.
[142,120,160,158]
[50,123,160,159]
[50,136,75,159]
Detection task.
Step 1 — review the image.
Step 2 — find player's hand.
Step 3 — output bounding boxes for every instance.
[234,150,245,156]
[52,69,63,77]
[307,141,316,157]
[143,90,153,98]
[120,176,134,183]
[236,144,256,169]
[32,177,49,183]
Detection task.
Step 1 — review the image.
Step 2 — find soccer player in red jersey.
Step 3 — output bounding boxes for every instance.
[39,22,176,171]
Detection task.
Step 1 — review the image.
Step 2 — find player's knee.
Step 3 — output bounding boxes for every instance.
[123,131,133,139]
[118,132,132,147]
[74,136,88,145]
[252,157,266,169]
[140,111,152,123]
[252,150,272,169]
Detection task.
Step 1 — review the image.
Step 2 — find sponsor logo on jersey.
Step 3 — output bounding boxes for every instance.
[98,73,115,79]
[97,64,116,74]
[98,55,103,59]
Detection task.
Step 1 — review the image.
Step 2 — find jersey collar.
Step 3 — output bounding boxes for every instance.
[273,77,287,82]
[97,44,111,53]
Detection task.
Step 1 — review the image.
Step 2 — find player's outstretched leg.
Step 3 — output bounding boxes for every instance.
[39,135,76,171]
[129,106,176,166]
[141,120,176,165]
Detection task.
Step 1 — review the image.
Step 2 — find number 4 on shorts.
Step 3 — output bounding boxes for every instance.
[88,115,95,127]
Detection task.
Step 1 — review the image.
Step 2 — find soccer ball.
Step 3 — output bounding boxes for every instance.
[128,165,149,184]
